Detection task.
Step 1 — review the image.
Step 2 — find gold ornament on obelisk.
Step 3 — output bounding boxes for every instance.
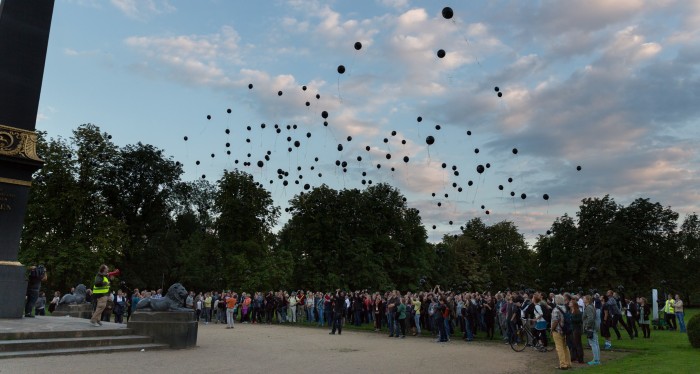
[0,124,42,162]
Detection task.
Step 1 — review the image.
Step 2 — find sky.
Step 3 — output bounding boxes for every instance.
[36,0,700,242]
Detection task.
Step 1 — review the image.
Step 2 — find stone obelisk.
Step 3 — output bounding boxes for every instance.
[0,0,55,318]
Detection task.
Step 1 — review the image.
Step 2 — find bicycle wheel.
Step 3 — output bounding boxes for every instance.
[510,328,527,352]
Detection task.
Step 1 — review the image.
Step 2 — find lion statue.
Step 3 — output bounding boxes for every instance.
[135,283,191,312]
[58,284,88,305]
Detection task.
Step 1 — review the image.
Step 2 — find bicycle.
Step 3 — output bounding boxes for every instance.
[510,320,554,352]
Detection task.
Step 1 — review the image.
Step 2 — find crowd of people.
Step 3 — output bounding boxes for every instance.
[101,284,687,369]
[26,263,689,371]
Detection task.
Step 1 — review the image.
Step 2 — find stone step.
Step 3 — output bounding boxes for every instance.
[0,326,134,341]
[0,343,168,359]
[0,335,153,352]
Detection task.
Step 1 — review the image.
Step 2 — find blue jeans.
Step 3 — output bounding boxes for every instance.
[464,317,474,340]
[415,314,421,334]
[306,307,314,322]
[354,310,362,326]
[387,312,395,335]
[676,312,686,332]
[587,331,600,362]
[324,310,331,326]
[317,309,324,326]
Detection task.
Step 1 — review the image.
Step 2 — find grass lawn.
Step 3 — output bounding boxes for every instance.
[277,309,698,373]
[578,308,698,373]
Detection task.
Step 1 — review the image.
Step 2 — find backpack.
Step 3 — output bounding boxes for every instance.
[559,307,573,335]
[542,304,552,326]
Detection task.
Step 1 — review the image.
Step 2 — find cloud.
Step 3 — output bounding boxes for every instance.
[110,0,175,20]
[124,26,241,87]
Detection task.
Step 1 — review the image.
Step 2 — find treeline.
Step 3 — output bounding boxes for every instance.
[19,125,700,303]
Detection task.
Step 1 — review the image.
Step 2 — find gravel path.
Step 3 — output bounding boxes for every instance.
[1,322,550,374]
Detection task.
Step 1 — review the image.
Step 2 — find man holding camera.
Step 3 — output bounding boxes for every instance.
[24,265,47,318]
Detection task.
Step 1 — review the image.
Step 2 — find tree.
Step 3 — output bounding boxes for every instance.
[214,170,282,290]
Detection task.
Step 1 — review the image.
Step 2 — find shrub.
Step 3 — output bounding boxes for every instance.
[688,313,700,348]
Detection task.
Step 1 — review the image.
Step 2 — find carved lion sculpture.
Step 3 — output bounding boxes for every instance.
[135,283,191,312]
[58,284,88,305]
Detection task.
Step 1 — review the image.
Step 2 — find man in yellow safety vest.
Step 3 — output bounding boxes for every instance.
[663,294,676,331]
[90,265,111,327]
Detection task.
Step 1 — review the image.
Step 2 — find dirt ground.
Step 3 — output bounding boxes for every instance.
[1,322,563,374]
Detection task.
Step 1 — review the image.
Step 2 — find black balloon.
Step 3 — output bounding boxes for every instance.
[196,160,200,165]
[426,136,435,145]
[337,144,343,151]
[354,41,362,50]
[183,136,188,141]
[206,115,211,120]
[386,154,391,160]
[442,7,454,19]
[476,164,485,173]
[474,148,479,153]
[248,83,253,89]
[365,146,371,151]
[467,130,472,136]
[347,136,352,141]
[337,65,346,74]
[468,180,473,186]
[577,165,582,171]
[498,185,503,190]
[257,160,264,168]
[437,49,446,58]
[521,193,527,199]
[417,116,422,122]
[278,91,283,96]
[302,85,307,91]
[403,156,409,163]
[227,108,232,114]
[322,111,329,119]
[508,177,513,183]
[512,148,518,154]
[543,194,549,200]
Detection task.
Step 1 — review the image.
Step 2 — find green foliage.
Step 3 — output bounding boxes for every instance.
[279,183,430,291]
[21,125,700,300]
[688,313,700,348]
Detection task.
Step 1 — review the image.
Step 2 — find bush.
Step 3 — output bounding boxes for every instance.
[688,313,700,348]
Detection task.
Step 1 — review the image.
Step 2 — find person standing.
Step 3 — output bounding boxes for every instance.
[396,297,407,338]
[625,297,639,338]
[583,295,600,366]
[330,291,345,335]
[551,294,572,370]
[203,292,212,325]
[287,292,297,323]
[24,265,47,318]
[225,292,237,329]
[638,297,651,338]
[34,292,47,316]
[113,290,126,324]
[663,294,676,330]
[90,265,111,327]
[48,291,60,314]
[674,294,686,333]
[569,299,584,364]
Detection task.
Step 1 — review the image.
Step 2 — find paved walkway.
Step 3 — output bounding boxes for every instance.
[0,316,126,337]
[1,320,548,374]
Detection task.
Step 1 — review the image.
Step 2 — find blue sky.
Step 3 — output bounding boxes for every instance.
[37,0,700,242]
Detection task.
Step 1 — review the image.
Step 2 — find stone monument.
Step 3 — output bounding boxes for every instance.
[128,283,198,349]
[51,284,94,319]
[0,0,55,318]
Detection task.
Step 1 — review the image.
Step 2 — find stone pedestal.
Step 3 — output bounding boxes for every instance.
[51,303,93,319]
[0,264,27,318]
[127,311,197,349]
